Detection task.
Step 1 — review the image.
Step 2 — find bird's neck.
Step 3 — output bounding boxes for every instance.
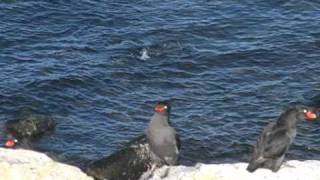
[150,113,169,127]
[276,113,298,129]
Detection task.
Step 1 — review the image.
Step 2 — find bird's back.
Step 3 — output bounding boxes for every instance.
[247,121,294,172]
[254,122,292,159]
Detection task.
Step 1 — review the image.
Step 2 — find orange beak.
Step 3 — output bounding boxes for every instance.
[305,111,317,121]
[5,139,17,148]
[155,105,167,113]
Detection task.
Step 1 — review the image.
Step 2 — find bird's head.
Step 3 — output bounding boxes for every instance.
[293,105,318,121]
[303,109,318,121]
[154,101,171,115]
[4,138,18,148]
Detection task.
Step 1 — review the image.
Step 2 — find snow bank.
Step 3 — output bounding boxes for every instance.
[149,160,320,180]
[0,148,93,180]
[2,147,319,180]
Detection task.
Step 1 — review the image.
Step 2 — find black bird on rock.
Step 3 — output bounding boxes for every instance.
[247,105,318,172]
[86,102,180,180]
[145,101,180,166]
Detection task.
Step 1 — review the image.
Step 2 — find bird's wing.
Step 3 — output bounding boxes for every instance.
[175,133,181,150]
[262,127,291,159]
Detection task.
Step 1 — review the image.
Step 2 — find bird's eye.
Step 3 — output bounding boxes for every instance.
[303,109,308,113]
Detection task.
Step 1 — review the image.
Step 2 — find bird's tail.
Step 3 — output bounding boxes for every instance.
[246,162,260,172]
[247,158,265,173]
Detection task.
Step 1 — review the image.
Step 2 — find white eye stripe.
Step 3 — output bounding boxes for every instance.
[303,109,308,113]
[164,106,168,109]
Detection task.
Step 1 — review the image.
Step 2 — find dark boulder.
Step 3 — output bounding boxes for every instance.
[86,135,163,180]
[5,111,56,140]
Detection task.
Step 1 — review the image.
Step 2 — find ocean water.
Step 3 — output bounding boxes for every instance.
[1,0,320,168]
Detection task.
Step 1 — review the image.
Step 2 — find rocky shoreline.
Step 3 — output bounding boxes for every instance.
[1,147,319,180]
[0,148,93,180]
[150,160,320,180]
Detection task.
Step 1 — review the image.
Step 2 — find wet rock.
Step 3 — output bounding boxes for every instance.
[5,110,55,140]
[86,135,159,180]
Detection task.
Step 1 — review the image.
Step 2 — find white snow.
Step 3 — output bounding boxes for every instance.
[0,148,93,180]
[149,160,320,180]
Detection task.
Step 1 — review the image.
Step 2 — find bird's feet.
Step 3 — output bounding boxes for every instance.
[282,162,295,169]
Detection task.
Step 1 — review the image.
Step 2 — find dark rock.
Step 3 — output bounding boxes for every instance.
[86,135,157,180]
[5,110,56,140]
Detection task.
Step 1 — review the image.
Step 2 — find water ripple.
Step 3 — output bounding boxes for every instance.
[0,0,320,166]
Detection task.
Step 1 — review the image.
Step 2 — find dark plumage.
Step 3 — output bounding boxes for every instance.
[145,101,180,166]
[247,105,318,172]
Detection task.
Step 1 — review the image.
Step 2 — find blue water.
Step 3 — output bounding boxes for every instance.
[1,0,320,168]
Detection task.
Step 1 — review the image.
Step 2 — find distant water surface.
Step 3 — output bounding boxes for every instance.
[1,0,320,167]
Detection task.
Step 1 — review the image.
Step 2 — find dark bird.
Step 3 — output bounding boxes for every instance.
[247,105,318,172]
[145,101,180,166]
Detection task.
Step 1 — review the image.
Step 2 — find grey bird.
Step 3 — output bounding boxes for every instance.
[247,105,318,172]
[145,101,180,166]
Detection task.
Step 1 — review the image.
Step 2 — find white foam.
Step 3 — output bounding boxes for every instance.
[140,48,150,60]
